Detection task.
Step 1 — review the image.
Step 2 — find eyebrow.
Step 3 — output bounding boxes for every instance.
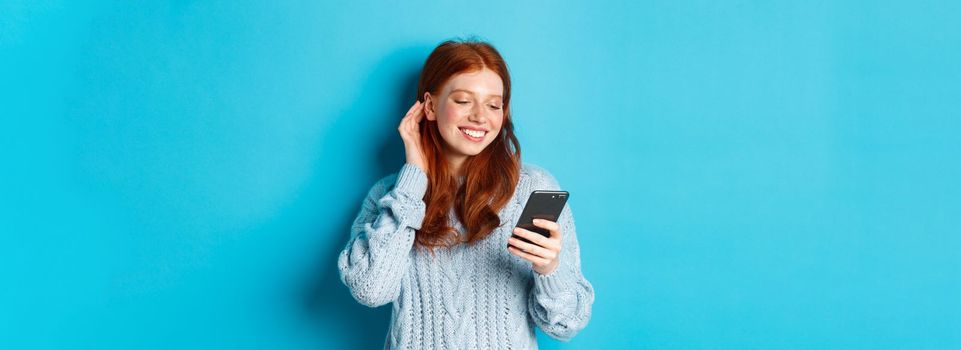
[450,89,503,99]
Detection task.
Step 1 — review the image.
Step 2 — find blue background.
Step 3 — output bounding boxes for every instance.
[3,1,959,349]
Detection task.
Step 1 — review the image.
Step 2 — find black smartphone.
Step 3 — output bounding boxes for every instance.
[511,190,569,245]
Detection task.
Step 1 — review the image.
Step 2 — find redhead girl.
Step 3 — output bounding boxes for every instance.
[338,39,594,349]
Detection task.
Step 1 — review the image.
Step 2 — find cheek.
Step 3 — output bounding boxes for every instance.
[436,104,463,125]
[490,113,505,131]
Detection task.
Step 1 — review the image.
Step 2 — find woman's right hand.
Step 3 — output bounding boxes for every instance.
[398,100,428,173]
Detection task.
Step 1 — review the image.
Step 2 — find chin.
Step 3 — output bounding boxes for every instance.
[456,147,485,156]
[446,140,491,157]
[444,135,495,156]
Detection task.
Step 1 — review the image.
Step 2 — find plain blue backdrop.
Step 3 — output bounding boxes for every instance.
[2,1,959,349]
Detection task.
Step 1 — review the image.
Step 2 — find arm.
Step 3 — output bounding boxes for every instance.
[527,173,595,341]
[337,163,427,307]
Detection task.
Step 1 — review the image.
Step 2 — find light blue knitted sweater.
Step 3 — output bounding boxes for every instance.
[338,163,594,349]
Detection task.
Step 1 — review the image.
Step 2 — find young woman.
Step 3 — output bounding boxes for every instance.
[338,39,594,349]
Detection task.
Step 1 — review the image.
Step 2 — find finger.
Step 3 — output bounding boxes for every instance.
[508,237,557,260]
[412,104,425,122]
[400,110,415,128]
[402,109,420,129]
[512,227,558,250]
[507,246,551,266]
[399,117,412,134]
[532,218,560,233]
[533,218,562,239]
[404,100,421,117]
[408,103,425,122]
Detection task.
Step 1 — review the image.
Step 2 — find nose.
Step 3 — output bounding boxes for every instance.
[468,104,487,123]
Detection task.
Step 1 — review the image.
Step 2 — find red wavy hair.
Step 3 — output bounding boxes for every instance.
[414,39,521,250]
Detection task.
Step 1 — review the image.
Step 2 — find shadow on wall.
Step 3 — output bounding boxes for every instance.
[297,45,429,348]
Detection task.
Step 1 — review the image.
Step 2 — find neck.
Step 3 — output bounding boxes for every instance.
[446,153,467,177]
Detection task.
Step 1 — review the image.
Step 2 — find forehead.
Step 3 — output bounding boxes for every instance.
[443,68,504,97]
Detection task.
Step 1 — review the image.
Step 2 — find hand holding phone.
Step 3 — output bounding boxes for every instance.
[508,190,569,275]
[511,190,569,244]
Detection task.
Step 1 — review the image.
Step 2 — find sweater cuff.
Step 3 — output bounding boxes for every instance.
[395,163,428,199]
[533,269,574,299]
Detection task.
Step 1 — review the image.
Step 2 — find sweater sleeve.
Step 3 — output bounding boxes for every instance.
[527,170,595,341]
[338,163,428,307]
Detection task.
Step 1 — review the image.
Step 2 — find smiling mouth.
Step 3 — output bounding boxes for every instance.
[460,127,487,141]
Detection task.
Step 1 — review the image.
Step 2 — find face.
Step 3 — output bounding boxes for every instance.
[423,68,505,167]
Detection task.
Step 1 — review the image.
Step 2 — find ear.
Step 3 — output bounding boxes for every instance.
[423,92,437,121]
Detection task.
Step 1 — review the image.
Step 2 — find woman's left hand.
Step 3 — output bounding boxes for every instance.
[508,219,562,275]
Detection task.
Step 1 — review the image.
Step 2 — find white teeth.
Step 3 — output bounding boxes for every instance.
[461,128,486,138]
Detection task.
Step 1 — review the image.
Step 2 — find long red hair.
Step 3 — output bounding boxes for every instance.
[414,39,521,250]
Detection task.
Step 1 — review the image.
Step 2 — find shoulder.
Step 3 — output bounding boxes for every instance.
[520,162,561,190]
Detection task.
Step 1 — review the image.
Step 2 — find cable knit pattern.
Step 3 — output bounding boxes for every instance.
[338,163,594,349]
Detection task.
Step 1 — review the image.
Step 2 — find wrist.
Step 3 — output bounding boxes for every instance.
[404,155,426,172]
[534,260,560,276]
